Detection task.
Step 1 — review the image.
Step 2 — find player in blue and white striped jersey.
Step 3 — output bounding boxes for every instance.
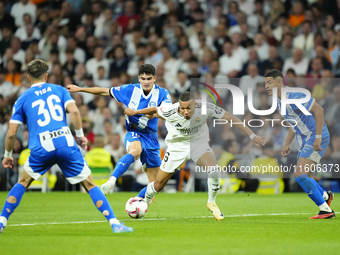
[67,64,172,196]
[265,69,335,219]
[0,59,133,233]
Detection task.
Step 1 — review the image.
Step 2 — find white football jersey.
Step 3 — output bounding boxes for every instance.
[157,100,225,145]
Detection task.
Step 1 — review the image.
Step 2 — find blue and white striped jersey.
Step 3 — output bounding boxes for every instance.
[10,82,75,155]
[109,83,172,135]
[277,92,327,137]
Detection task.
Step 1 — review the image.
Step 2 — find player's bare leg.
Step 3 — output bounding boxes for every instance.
[0,169,34,233]
[137,166,160,201]
[294,157,335,219]
[197,152,224,221]
[145,169,174,205]
[82,175,133,233]
[100,141,142,195]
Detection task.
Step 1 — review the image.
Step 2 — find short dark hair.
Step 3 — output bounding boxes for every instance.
[27,59,49,79]
[138,64,155,76]
[179,92,195,101]
[264,69,283,79]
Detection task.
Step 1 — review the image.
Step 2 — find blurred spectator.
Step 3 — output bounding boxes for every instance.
[309,45,332,72]
[253,33,269,61]
[278,33,294,61]
[14,13,41,44]
[240,47,264,77]
[62,48,78,78]
[109,45,129,77]
[170,71,190,99]
[213,23,231,57]
[327,30,340,77]
[293,21,314,57]
[305,57,323,91]
[287,2,305,28]
[35,11,50,35]
[323,86,340,131]
[38,31,67,61]
[0,67,14,98]
[0,1,15,31]
[219,41,242,78]
[239,64,264,95]
[85,134,115,169]
[116,0,141,35]
[232,32,248,64]
[312,69,333,102]
[104,133,125,163]
[247,0,265,37]
[272,14,288,42]
[63,36,86,64]
[95,66,111,88]
[73,63,87,87]
[0,26,13,56]
[10,0,37,27]
[11,37,25,65]
[263,46,283,72]
[282,48,309,75]
[5,58,21,86]
[85,46,109,79]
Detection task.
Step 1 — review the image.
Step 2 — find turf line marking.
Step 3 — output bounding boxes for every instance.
[9,212,340,227]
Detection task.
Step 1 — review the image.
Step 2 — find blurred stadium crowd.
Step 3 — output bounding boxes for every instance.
[0,0,340,192]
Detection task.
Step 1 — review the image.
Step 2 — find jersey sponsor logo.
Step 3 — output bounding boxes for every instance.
[115,87,120,91]
[41,128,71,141]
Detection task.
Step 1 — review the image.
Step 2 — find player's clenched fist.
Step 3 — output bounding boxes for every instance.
[124,108,136,116]
[281,145,290,157]
[67,85,80,93]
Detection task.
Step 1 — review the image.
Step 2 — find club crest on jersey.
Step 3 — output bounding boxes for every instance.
[149,101,156,107]
[115,87,120,91]
[196,117,201,123]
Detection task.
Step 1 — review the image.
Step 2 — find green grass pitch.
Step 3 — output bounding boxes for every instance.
[0,192,339,255]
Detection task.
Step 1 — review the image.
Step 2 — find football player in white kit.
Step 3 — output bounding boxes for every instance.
[124,92,266,220]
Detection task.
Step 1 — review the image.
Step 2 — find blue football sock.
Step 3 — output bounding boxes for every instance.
[310,178,325,197]
[295,174,325,206]
[138,186,147,198]
[89,186,115,221]
[1,183,26,219]
[112,154,135,179]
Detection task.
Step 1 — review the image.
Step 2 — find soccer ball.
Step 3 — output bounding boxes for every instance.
[125,196,148,219]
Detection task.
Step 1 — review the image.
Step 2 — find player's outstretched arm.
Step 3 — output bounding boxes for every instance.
[125,107,157,116]
[66,102,88,150]
[221,111,266,147]
[310,102,324,151]
[2,123,20,169]
[67,84,110,96]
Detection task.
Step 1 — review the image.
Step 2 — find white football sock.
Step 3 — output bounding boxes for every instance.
[207,165,220,203]
[322,191,329,201]
[319,202,332,212]
[109,218,120,225]
[145,182,158,205]
[0,216,7,226]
